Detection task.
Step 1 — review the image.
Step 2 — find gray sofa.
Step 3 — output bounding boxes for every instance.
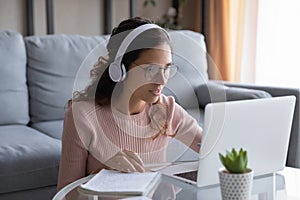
[0,29,299,200]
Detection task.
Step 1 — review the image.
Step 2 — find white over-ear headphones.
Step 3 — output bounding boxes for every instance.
[108,24,169,82]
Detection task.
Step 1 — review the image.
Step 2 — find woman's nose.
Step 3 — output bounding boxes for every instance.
[154,69,168,85]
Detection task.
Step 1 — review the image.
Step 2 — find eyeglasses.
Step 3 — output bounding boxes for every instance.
[133,62,178,81]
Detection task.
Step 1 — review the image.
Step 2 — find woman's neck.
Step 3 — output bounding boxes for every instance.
[112,92,146,115]
[129,98,146,115]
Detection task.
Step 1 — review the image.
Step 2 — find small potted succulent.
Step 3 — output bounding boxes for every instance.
[218,148,254,200]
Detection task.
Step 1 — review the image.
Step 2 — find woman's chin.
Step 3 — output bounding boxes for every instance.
[147,96,160,104]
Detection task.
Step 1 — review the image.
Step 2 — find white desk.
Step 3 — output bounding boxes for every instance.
[277,167,300,200]
[53,167,300,200]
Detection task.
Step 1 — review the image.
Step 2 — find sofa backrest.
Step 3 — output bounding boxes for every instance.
[25,34,109,122]
[0,30,29,125]
[166,30,208,109]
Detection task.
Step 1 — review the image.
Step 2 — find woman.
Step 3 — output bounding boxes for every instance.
[57,17,202,190]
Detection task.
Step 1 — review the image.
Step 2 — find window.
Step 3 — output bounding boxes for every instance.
[256,0,300,87]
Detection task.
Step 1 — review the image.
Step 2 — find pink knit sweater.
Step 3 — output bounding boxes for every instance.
[57,95,202,190]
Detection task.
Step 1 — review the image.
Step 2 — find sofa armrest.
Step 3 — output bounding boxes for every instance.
[217,81,300,168]
[196,81,272,108]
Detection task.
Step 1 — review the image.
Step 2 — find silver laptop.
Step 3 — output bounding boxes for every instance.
[161,96,296,187]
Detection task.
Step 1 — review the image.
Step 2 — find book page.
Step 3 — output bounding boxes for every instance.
[81,169,161,194]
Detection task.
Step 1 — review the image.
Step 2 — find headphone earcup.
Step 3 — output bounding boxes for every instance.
[109,61,123,82]
[120,64,126,81]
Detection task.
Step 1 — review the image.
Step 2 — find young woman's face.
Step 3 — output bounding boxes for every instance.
[125,43,172,104]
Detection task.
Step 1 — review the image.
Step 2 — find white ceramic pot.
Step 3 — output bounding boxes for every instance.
[218,168,254,200]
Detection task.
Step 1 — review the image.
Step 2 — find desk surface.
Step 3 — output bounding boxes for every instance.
[53,167,300,200]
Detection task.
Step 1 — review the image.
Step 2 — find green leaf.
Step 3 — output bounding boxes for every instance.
[232,148,238,159]
[219,153,226,166]
[150,0,156,6]
[219,148,249,173]
[180,0,187,5]
[143,0,148,7]
[234,155,244,173]
[226,150,234,161]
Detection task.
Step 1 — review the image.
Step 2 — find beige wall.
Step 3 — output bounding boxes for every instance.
[112,0,130,29]
[53,0,104,35]
[33,0,105,35]
[0,0,200,36]
[34,0,46,35]
[0,0,27,35]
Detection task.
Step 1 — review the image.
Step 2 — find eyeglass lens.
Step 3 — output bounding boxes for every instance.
[145,64,177,80]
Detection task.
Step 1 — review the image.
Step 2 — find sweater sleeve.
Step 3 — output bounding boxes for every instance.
[174,105,202,151]
[57,106,91,191]
[164,95,202,150]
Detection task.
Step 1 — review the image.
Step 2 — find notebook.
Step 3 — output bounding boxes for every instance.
[79,169,161,197]
[160,96,296,187]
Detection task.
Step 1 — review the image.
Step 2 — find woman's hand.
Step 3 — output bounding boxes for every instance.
[104,149,145,173]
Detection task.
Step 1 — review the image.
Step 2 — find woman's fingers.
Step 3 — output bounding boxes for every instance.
[116,156,137,172]
[123,150,145,172]
[104,153,131,172]
[104,150,145,173]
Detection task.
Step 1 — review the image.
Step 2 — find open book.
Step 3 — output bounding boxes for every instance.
[79,169,161,197]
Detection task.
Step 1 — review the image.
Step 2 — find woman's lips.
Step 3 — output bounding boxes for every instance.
[150,88,161,96]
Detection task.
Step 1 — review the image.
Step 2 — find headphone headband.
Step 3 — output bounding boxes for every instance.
[109,24,169,82]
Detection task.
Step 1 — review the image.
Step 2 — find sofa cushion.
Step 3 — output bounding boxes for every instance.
[166,30,208,109]
[169,30,208,82]
[0,185,57,200]
[0,30,29,125]
[30,120,64,140]
[25,34,109,122]
[0,125,61,193]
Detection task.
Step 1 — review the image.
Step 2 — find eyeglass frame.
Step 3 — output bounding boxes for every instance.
[132,62,179,81]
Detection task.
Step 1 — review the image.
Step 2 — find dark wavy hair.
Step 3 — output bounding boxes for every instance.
[69,17,171,107]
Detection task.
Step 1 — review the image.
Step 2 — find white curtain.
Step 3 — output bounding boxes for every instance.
[238,0,258,83]
[211,0,259,83]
